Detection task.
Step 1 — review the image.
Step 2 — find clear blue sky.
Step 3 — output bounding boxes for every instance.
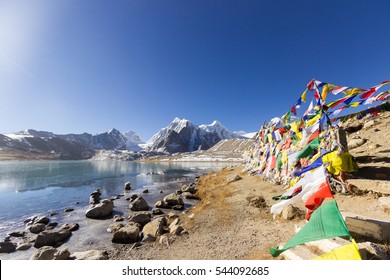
[1,0,389,141]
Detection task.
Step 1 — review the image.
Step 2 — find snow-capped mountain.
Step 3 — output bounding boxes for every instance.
[123,131,144,151]
[145,118,244,153]
[0,128,145,160]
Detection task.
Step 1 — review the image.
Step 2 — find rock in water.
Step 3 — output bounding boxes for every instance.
[111,224,140,244]
[124,182,132,191]
[163,193,184,206]
[34,229,72,248]
[35,216,50,225]
[129,197,149,211]
[86,199,114,219]
[28,223,46,234]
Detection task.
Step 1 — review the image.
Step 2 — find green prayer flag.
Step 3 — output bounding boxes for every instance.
[296,137,320,159]
[270,200,351,257]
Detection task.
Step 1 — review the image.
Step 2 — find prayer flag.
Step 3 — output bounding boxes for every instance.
[304,180,333,220]
[270,200,351,257]
[312,239,362,260]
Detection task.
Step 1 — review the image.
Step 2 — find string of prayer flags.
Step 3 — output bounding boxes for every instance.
[270,200,351,257]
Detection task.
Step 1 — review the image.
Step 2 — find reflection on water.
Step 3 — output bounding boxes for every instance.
[0,160,233,234]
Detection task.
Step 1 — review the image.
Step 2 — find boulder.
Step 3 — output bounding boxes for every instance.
[107,223,125,233]
[348,138,367,149]
[163,193,184,206]
[24,215,38,224]
[181,184,197,194]
[364,120,377,129]
[152,208,165,215]
[0,240,16,253]
[35,216,50,225]
[128,212,151,226]
[70,250,109,260]
[173,205,185,211]
[130,194,139,201]
[86,199,114,219]
[182,192,200,200]
[30,246,70,260]
[16,242,32,251]
[34,229,72,248]
[113,215,124,222]
[28,223,46,234]
[227,175,242,183]
[112,224,140,244]
[282,204,303,220]
[89,191,101,204]
[8,231,27,238]
[59,223,79,232]
[129,197,149,211]
[124,181,132,191]
[155,200,170,209]
[142,217,167,239]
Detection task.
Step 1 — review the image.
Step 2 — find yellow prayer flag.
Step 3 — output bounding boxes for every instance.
[305,114,321,126]
[301,89,307,103]
[267,133,273,143]
[321,84,329,101]
[312,239,362,260]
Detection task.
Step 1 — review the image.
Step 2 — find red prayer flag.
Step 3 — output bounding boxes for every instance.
[305,180,334,220]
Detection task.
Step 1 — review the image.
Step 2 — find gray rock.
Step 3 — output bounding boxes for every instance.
[107,223,125,233]
[112,224,140,244]
[348,138,367,149]
[8,231,27,238]
[152,208,165,215]
[227,175,242,183]
[142,233,156,242]
[90,192,101,204]
[24,215,38,224]
[113,215,124,222]
[364,120,377,129]
[16,242,32,251]
[30,246,71,260]
[30,246,57,260]
[35,216,50,225]
[86,199,114,219]
[59,223,79,232]
[124,181,132,191]
[70,250,109,260]
[182,192,200,200]
[129,197,149,211]
[64,208,74,212]
[34,229,72,248]
[0,240,16,253]
[155,200,170,209]
[142,217,167,239]
[143,189,149,193]
[173,205,185,211]
[28,223,46,234]
[282,204,303,220]
[163,193,184,206]
[181,184,197,194]
[50,212,59,216]
[128,212,151,226]
[130,194,138,201]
